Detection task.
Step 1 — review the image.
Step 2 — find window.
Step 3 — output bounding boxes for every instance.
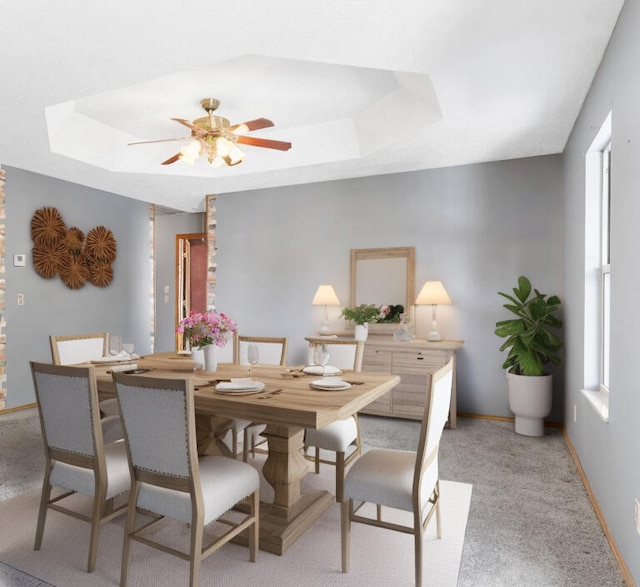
[600,143,611,392]
[582,112,611,421]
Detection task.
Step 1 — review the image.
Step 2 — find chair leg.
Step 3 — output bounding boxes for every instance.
[414,522,423,587]
[249,490,259,563]
[341,499,351,573]
[120,484,140,587]
[335,452,345,502]
[34,475,52,551]
[314,447,320,474]
[189,518,204,587]
[242,428,250,463]
[231,428,240,460]
[87,488,105,572]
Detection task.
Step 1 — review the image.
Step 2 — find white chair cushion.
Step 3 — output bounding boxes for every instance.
[344,448,438,514]
[50,440,130,499]
[305,417,358,452]
[231,418,252,432]
[101,415,124,444]
[137,455,260,525]
[99,398,120,417]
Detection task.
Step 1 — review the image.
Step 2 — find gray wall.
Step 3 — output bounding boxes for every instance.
[211,155,564,420]
[563,0,640,581]
[4,167,152,409]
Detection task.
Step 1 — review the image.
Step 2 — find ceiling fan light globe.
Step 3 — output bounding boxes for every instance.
[232,123,249,135]
[178,140,201,164]
[227,145,245,165]
[215,136,234,157]
[208,157,225,168]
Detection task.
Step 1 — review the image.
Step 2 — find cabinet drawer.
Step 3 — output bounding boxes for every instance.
[393,374,430,419]
[362,348,392,372]
[392,349,447,374]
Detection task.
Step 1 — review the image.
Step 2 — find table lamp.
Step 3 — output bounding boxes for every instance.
[415,280,452,341]
[312,284,341,335]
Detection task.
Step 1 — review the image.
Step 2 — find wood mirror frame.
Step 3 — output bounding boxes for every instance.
[349,247,416,312]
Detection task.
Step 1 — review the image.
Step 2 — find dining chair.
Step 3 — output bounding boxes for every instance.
[30,361,131,573]
[340,358,454,587]
[112,372,260,587]
[233,335,289,461]
[49,332,121,421]
[304,339,364,502]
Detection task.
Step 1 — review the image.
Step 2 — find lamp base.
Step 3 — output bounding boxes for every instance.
[318,324,332,336]
[427,331,442,342]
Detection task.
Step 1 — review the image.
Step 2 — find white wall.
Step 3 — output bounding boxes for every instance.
[212,155,564,419]
[563,0,640,581]
[4,167,152,408]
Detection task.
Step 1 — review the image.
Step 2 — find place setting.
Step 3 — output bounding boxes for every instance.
[309,377,352,391]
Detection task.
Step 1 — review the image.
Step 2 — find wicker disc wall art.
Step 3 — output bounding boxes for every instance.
[29,207,117,289]
[85,226,117,263]
[30,207,67,245]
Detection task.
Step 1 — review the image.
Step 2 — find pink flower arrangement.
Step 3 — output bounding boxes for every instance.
[176,310,237,349]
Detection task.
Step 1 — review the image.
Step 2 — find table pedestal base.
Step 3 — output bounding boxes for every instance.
[258,490,334,555]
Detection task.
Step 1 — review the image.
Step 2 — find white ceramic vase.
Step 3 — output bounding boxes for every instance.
[354,323,369,342]
[202,344,218,372]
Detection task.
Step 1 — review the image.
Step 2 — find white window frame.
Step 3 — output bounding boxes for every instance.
[600,144,611,394]
[581,112,611,422]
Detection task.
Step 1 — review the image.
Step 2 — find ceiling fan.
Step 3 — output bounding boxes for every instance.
[128,98,292,167]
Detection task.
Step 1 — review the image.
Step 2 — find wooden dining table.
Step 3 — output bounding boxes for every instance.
[94,351,400,555]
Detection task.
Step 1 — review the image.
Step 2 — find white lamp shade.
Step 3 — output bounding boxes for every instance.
[312,284,341,306]
[415,281,452,305]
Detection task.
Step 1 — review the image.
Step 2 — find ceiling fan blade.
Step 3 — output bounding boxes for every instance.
[171,117,207,134]
[128,137,191,146]
[236,135,292,151]
[230,118,275,133]
[161,153,182,165]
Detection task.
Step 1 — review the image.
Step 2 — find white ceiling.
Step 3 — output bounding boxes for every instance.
[0,1,625,212]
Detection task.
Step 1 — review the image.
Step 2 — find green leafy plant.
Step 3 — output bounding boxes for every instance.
[495,275,563,376]
[341,303,381,325]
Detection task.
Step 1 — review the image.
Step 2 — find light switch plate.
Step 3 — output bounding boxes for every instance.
[13,254,26,267]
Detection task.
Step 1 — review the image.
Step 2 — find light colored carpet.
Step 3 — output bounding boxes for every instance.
[0,455,471,587]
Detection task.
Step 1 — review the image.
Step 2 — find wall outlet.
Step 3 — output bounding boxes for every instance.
[635,499,640,535]
[17,293,24,306]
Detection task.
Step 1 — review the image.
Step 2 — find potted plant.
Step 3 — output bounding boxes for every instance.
[176,309,237,372]
[495,275,563,436]
[341,303,380,341]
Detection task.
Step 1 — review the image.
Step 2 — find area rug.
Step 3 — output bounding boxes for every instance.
[0,458,471,587]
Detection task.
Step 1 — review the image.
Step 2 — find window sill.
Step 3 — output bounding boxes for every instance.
[580,389,609,422]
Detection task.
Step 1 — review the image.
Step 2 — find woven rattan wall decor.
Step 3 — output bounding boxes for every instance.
[30,207,117,289]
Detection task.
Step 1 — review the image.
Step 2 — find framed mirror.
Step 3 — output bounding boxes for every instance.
[350,247,416,312]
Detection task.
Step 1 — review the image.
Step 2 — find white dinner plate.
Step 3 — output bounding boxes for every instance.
[215,380,266,393]
[310,378,352,391]
[303,365,342,376]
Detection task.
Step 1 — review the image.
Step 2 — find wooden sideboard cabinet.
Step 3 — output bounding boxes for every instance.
[360,336,463,427]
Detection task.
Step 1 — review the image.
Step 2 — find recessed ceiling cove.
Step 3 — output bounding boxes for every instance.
[46,55,441,178]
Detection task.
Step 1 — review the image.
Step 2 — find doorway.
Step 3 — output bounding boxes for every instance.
[175,232,207,350]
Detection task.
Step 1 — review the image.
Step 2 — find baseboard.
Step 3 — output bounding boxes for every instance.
[563,429,635,587]
[456,412,563,428]
[0,402,36,416]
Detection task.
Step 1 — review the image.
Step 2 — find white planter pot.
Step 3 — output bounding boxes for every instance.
[508,372,553,437]
[354,323,369,342]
